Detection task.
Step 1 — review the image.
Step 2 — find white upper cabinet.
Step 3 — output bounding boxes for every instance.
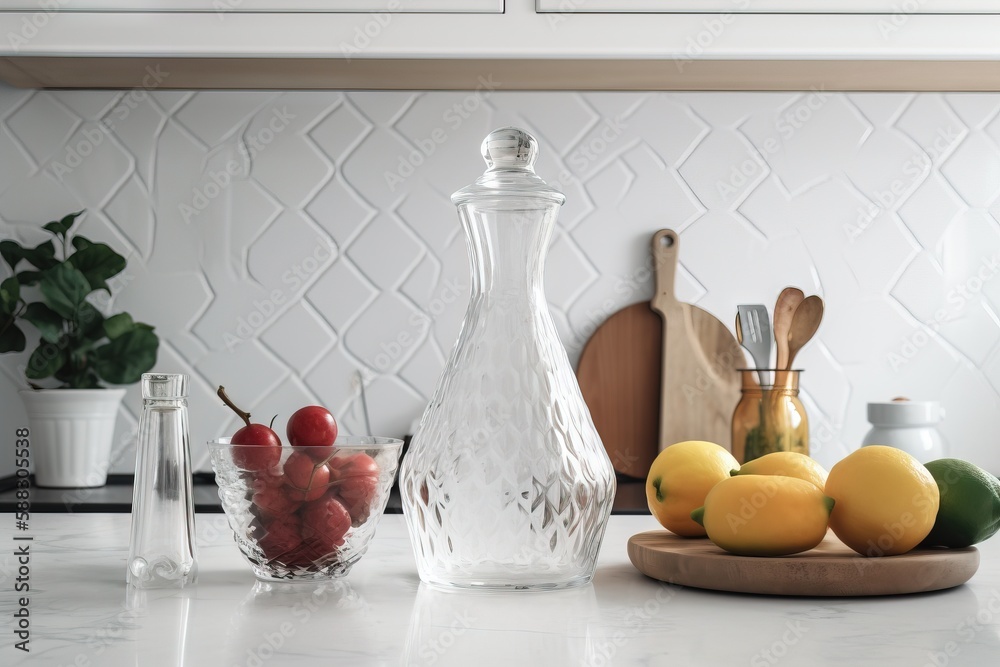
[536,0,996,12]
[0,0,502,10]
[4,0,1000,89]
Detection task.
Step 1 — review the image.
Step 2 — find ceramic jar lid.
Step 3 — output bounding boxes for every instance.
[867,397,943,426]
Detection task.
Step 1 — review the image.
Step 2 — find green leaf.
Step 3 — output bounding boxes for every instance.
[0,240,25,272]
[68,243,126,292]
[15,271,43,286]
[22,241,57,271]
[43,210,85,241]
[22,302,63,343]
[59,349,99,388]
[0,236,58,274]
[25,342,66,380]
[43,222,67,239]
[0,277,19,315]
[39,264,92,319]
[63,370,101,389]
[0,320,26,353]
[71,237,92,252]
[103,312,134,340]
[93,327,159,385]
[76,302,106,342]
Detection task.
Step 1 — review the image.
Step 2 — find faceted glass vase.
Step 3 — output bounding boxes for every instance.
[400,128,616,591]
[127,373,198,588]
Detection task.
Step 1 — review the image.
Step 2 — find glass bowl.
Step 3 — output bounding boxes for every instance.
[208,436,403,582]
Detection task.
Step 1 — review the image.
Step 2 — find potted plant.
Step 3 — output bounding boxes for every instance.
[0,211,159,488]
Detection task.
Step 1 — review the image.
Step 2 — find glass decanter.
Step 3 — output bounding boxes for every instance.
[400,127,616,590]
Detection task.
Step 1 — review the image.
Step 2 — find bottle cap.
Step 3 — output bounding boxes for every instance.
[142,373,188,399]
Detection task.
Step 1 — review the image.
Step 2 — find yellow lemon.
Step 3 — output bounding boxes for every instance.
[825,445,939,556]
[691,475,834,556]
[646,440,738,537]
[733,451,829,491]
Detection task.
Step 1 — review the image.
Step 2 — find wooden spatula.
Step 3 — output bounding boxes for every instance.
[650,229,744,452]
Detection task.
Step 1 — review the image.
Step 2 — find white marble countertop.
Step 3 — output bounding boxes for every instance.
[2,512,999,666]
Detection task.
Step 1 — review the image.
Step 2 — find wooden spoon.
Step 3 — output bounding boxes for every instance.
[773,287,805,370]
[787,295,824,369]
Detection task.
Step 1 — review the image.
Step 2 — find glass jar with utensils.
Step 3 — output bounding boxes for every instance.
[732,289,823,463]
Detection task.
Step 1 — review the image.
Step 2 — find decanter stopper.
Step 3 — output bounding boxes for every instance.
[482,127,539,172]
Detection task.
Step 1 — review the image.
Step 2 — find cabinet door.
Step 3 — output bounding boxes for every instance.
[537,0,995,12]
[0,0,501,11]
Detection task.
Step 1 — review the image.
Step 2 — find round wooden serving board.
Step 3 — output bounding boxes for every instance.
[627,530,979,597]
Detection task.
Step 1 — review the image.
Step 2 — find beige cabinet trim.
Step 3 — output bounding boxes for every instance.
[3,57,1000,91]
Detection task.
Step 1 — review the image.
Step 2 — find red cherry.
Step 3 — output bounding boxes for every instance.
[218,386,281,472]
[231,423,282,472]
[283,451,331,502]
[286,406,338,456]
[256,515,303,562]
[331,453,380,524]
[340,492,375,526]
[332,452,379,479]
[300,494,352,554]
[250,469,286,489]
[339,475,379,514]
[252,483,302,519]
[287,540,336,570]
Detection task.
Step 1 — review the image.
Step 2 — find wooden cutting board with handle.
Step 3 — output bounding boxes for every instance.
[576,229,745,479]
[650,229,744,453]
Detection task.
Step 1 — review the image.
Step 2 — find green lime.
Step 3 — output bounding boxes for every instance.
[922,459,1000,548]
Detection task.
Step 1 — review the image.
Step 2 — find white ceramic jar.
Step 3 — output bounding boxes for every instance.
[861,398,947,463]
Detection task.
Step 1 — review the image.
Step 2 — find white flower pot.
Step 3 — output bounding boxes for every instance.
[19,389,127,488]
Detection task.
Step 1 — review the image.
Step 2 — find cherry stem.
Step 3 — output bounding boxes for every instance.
[217,386,251,427]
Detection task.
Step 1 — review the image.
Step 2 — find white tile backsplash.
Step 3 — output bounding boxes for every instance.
[2,85,999,478]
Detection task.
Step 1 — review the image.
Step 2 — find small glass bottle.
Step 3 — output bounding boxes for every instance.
[127,373,198,588]
[731,369,808,464]
[400,127,616,591]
